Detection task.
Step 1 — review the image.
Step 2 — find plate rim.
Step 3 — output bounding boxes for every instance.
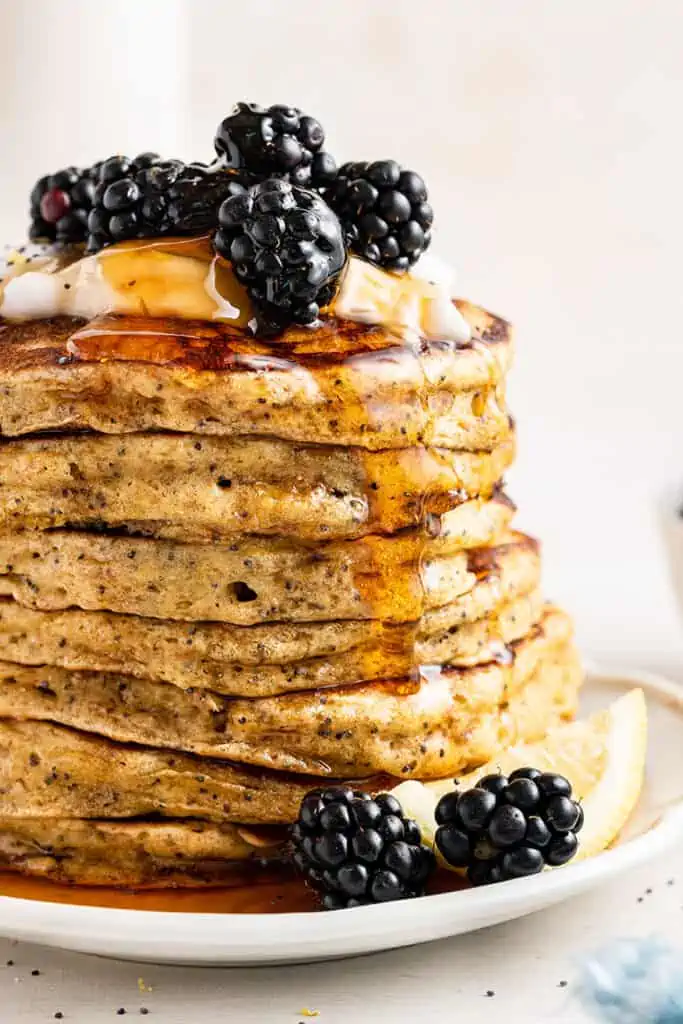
[1,665,682,957]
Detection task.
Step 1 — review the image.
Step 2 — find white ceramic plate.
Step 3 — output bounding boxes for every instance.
[1,666,682,966]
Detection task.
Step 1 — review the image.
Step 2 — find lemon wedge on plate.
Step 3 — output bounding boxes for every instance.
[392,688,648,868]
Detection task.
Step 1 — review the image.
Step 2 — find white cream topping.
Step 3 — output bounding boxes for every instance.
[0,240,471,344]
[1,252,114,321]
[0,238,253,327]
[410,251,458,292]
[334,256,471,344]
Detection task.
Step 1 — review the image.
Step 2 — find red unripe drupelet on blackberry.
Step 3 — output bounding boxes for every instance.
[29,167,97,245]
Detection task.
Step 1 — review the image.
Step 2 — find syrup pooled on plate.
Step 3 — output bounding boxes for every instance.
[0,864,316,914]
[0,863,466,914]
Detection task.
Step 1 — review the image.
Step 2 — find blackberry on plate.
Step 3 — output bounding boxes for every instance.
[291,786,435,909]
[214,102,337,188]
[215,177,347,327]
[325,159,433,272]
[435,768,584,885]
[29,167,97,245]
[87,160,251,253]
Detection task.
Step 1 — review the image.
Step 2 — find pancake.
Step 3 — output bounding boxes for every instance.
[0,432,514,542]
[0,719,376,824]
[0,638,579,823]
[0,517,522,626]
[0,607,573,778]
[417,586,543,665]
[0,572,543,697]
[0,818,288,888]
[0,303,512,450]
[461,641,581,766]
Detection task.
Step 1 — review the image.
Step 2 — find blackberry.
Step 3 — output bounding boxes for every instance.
[29,167,97,245]
[214,102,337,188]
[85,152,160,251]
[325,159,433,272]
[95,152,161,187]
[435,769,583,885]
[87,161,251,252]
[291,787,435,909]
[215,178,346,327]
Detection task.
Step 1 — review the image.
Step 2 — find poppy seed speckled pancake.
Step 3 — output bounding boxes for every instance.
[0,518,523,626]
[0,570,543,697]
[0,432,514,541]
[0,607,574,778]
[0,818,288,888]
[0,303,511,449]
[0,719,383,824]
[0,637,580,818]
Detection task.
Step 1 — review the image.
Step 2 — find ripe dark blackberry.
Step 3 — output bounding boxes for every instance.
[87,161,251,252]
[325,159,433,272]
[291,787,435,909]
[95,152,161,187]
[214,103,337,188]
[215,178,346,327]
[29,167,97,245]
[86,152,160,250]
[435,769,584,885]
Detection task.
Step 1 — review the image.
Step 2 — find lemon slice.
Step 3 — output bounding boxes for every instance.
[392,688,647,867]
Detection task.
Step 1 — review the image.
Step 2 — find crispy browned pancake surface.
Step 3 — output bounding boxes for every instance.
[0,301,512,448]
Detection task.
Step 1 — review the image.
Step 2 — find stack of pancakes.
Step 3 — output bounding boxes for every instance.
[0,299,581,888]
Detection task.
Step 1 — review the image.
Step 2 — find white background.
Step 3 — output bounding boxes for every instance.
[2,0,683,661]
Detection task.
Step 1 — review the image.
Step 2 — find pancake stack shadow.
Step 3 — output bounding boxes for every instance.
[0,301,582,887]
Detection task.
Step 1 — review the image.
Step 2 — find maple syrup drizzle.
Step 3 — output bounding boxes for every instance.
[57,302,515,707]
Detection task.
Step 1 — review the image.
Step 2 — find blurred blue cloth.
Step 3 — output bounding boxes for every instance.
[579,938,683,1023]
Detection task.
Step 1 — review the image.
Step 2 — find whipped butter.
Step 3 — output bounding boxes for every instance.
[0,239,470,344]
[0,237,253,329]
[334,254,470,344]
